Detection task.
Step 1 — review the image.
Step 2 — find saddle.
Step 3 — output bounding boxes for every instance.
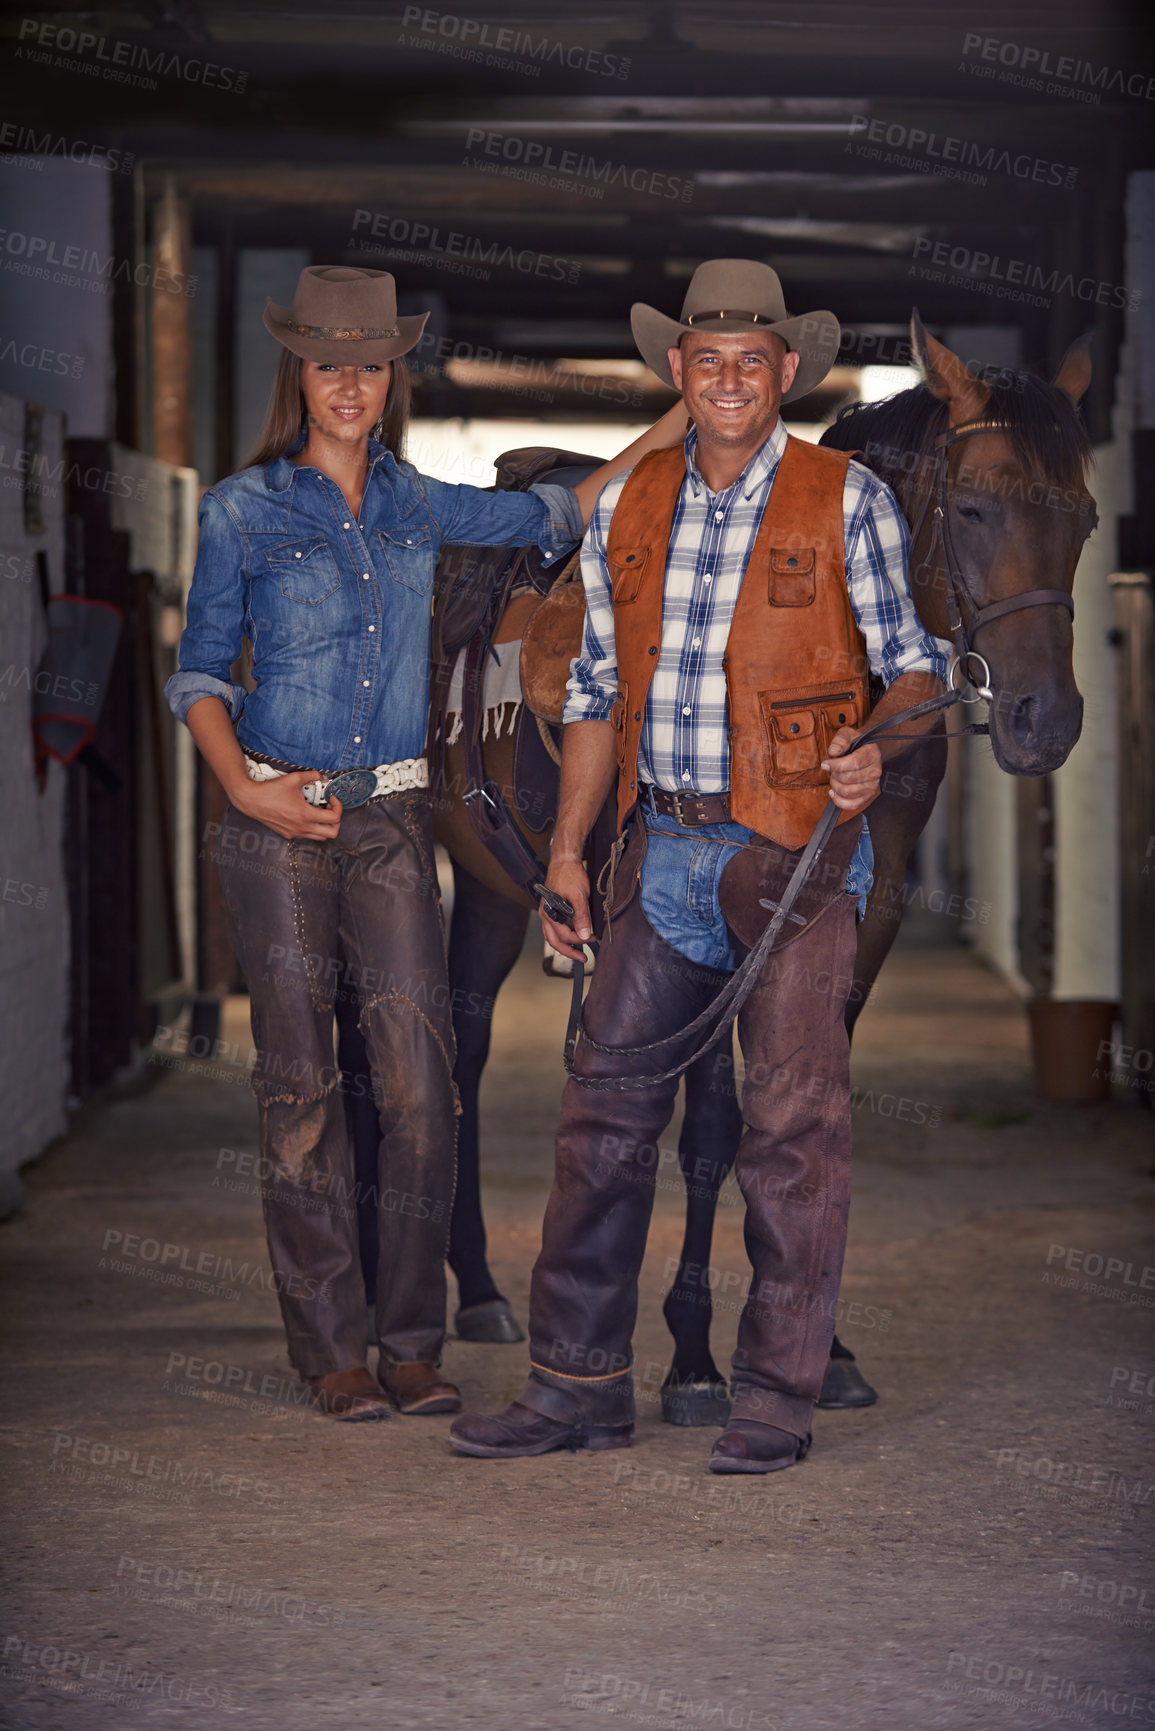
[428,447,601,900]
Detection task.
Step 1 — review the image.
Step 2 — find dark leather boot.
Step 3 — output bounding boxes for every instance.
[449,1401,632,1459]
[709,1420,811,1475]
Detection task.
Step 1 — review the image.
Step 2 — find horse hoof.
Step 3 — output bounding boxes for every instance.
[661,1381,731,1427]
[816,1358,878,1409]
[454,1300,526,1344]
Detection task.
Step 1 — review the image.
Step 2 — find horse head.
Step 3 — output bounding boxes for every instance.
[908,313,1097,776]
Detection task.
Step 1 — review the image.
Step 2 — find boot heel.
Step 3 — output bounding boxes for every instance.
[582,1425,634,1452]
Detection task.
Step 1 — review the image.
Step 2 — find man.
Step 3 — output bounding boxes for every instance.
[450,259,946,1472]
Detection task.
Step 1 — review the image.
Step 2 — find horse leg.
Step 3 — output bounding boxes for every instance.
[818,740,948,1409]
[660,1036,742,1426]
[447,859,531,1342]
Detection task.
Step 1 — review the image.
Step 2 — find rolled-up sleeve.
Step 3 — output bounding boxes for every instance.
[416,471,582,564]
[164,491,249,725]
[844,462,948,686]
[563,474,626,725]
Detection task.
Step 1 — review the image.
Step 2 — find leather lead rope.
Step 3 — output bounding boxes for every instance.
[561,686,968,1091]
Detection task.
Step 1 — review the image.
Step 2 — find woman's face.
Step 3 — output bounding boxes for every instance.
[300,361,391,446]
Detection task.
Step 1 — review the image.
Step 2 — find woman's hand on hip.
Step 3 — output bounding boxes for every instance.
[232,771,344,841]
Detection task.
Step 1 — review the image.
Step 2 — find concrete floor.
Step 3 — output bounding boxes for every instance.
[1,926,1153,1731]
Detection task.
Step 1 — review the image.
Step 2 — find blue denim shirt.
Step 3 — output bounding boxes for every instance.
[165,437,582,771]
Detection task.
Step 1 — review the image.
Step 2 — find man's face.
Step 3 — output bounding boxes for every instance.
[669,331,799,451]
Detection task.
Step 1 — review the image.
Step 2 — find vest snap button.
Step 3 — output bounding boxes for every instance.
[626,554,635,562]
[787,557,798,567]
[838,712,846,723]
[648,646,658,655]
[633,712,640,721]
[790,722,800,733]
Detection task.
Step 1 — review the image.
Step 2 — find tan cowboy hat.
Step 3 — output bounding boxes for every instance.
[263,265,429,364]
[631,259,840,402]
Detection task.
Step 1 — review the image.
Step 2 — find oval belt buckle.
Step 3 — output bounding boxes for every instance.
[319,768,378,809]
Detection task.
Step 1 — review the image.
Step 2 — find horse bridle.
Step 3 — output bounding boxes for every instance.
[556,414,1096,1091]
[908,415,1087,705]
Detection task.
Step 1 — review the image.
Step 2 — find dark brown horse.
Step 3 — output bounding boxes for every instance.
[344,318,1096,1418]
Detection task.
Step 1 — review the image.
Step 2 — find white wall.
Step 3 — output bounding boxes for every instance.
[0,394,69,1188]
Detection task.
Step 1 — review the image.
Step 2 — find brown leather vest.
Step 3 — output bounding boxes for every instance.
[606,436,871,848]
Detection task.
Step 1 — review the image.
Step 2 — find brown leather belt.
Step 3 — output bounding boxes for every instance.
[643,784,732,827]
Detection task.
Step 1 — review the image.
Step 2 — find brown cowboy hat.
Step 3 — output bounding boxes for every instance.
[631,259,840,402]
[264,265,429,364]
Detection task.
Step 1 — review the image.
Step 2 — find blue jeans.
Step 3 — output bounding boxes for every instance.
[639,803,874,970]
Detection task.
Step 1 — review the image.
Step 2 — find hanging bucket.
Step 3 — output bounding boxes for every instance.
[1028,1000,1118,1103]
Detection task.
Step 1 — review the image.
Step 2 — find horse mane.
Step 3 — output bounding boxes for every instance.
[820,372,1093,512]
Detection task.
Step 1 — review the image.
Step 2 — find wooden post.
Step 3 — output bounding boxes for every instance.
[152,176,193,468]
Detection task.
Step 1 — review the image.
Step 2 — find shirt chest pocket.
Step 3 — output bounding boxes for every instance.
[377,526,434,595]
[264,537,341,606]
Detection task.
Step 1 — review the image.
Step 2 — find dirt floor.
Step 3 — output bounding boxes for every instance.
[1,919,1153,1731]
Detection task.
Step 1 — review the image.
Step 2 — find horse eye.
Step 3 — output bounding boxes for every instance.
[956,504,983,523]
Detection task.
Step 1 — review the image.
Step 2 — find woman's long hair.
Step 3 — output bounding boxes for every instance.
[243,349,412,470]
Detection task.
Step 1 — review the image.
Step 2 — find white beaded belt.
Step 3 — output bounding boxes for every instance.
[243,753,428,809]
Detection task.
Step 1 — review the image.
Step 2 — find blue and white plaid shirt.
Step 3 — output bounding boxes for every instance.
[564,418,947,792]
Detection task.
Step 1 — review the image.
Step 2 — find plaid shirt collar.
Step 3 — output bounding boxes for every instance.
[683,416,789,503]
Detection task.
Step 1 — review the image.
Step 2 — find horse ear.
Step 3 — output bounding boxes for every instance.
[909,308,990,422]
[1053,333,1093,407]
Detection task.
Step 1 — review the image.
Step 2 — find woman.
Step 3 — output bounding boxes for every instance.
[166,265,684,1422]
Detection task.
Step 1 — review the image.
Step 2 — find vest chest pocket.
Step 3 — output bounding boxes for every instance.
[608,546,648,604]
[264,537,341,606]
[758,685,862,787]
[767,547,815,607]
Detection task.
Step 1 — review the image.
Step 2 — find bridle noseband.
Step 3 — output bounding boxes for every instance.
[909,415,1088,700]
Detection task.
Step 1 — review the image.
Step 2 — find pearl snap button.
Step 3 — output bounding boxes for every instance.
[363,680,370,687]
[682,705,691,715]
[362,573,369,580]
[692,637,701,649]
[369,625,375,632]
[294,551,302,558]
[343,522,350,529]
[354,735,361,744]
